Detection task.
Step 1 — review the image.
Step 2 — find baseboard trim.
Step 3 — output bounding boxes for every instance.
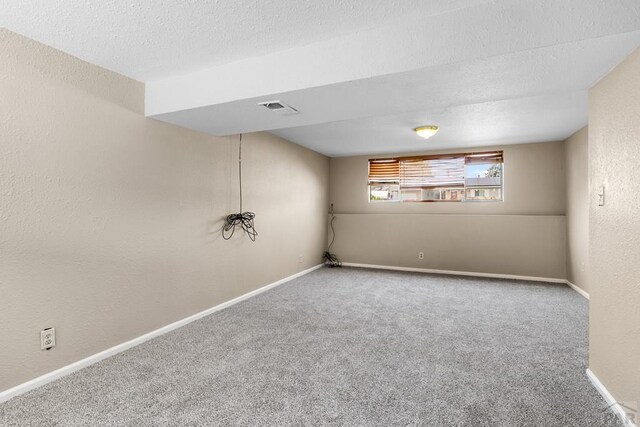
[342,262,567,284]
[0,264,323,403]
[586,369,637,427]
[342,263,592,298]
[566,281,590,299]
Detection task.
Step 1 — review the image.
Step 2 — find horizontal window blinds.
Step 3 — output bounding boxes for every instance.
[368,150,503,202]
[368,151,503,187]
[399,157,464,187]
[465,151,503,165]
[368,159,399,183]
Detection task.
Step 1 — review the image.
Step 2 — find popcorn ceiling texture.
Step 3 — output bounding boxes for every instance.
[0,0,491,81]
[0,29,329,392]
[142,0,640,151]
[4,1,638,157]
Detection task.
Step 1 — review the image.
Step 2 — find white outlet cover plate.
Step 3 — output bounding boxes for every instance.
[41,328,56,350]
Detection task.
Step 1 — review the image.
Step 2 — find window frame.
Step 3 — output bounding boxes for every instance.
[368,150,504,203]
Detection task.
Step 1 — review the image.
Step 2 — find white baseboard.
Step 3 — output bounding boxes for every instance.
[342,262,568,284]
[342,263,590,298]
[0,264,323,403]
[566,281,590,299]
[587,369,637,427]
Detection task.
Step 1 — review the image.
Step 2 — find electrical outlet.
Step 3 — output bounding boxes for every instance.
[41,328,55,350]
[298,255,303,264]
[418,251,424,260]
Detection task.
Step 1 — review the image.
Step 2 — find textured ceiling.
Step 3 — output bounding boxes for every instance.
[0,0,490,81]
[152,31,640,146]
[272,92,589,157]
[3,0,640,156]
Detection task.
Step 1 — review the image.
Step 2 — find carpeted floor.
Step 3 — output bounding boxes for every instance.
[0,267,621,426]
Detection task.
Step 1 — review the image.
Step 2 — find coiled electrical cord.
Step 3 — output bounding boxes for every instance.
[222,134,258,241]
[223,211,257,241]
[323,206,341,267]
[323,251,341,268]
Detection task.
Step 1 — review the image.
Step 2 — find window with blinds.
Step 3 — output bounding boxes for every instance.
[368,159,400,201]
[368,151,503,202]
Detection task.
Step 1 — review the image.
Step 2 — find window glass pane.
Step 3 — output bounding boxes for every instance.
[465,162,502,201]
[400,188,422,201]
[401,187,463,201]
[369,184,400,202]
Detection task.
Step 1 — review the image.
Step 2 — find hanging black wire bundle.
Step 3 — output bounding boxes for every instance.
[222,134,258,241]
[222,211,257,241]
[323,204,341,267]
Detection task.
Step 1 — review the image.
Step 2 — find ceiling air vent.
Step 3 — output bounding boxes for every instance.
[258,100,299,115]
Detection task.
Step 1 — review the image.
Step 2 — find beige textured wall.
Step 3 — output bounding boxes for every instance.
[564,127,589,294]
[330,141,566,216]
[328,142,567,279]
[331,214,566,278]
[0,30,329,392]
[588,48,640,406]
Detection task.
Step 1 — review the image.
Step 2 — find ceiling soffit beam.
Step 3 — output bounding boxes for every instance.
[145,0,640,117]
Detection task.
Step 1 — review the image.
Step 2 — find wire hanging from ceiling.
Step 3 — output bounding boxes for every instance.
[222,134,258,241]
[323,203,341,267]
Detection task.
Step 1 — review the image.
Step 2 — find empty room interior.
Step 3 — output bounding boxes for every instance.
[1,1,640,426]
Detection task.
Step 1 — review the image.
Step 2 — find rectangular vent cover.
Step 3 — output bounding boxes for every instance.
[258,100,299,115]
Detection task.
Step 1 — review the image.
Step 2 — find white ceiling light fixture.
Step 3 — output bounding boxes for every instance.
[414,125,439,139]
